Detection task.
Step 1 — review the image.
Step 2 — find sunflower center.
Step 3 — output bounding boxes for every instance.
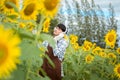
[117,67,120,73]
[109,54,114,58]
[44,21,49,28]
[118,49,120,52]
[108,34,114,42]
[87,56,92,61]
[5,0,16,9]
[24,3,35,16]
[44,0,58,10]
[0,44,8,65]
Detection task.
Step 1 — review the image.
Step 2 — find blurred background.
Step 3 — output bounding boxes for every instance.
[47,0,120,47]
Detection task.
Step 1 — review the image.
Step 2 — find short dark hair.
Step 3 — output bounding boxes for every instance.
[57,24,66,32]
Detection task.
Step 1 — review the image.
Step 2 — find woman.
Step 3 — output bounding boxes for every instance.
[39,24,69,80]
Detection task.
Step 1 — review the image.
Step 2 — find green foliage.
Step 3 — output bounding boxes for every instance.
[39,33,55,48]
[20,40,43,66]
[8,40,49,80]
[63,42,120,80]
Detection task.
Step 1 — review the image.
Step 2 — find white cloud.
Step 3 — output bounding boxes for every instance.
[115,16,120,21]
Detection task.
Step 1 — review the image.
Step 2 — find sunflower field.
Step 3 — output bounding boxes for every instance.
[63,31,120,80]
[0,0,120,80]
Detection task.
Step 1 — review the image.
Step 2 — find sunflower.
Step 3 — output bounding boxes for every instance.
[73,43,80,50]
[26,22,35,31]
[0,0,4,12]
[114,64,120,78]
[70,34,78,44]
[85,54,94,64]
[41,0,60,18]
[19,22,26,28]
[82,40,92,51]
[2,0,19,14]
[0,26,21,79]
[92,46,103,55]
[42,18,51,33]
[83,45,90,51]
[0,0,4,7]
[87,41,93,48]
[117,48,120,54]
[83,40,93,47]
[99,51,106,58]
[107,53,116,59]
[105,30,117,48]
[20,1,40,20]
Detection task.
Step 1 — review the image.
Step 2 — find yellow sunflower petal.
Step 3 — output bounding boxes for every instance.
[69,34,78,44]
[114,64,120,78]
[2,0,19,15]
[117,48,120,54]
[73,42,80,50]
[42,18,51,33]
[41,0,60,18]
[105,29,117,48]
[85,54,94,64]
[0,26,21,79]
[20,0,40,20]
[107,53,116,58]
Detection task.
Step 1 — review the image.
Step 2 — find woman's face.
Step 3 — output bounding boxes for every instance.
[53,27,62,36]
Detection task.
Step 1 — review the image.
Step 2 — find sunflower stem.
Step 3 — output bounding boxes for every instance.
[25,60,31,80]
[35,14,45,44]
[28,71,41,78]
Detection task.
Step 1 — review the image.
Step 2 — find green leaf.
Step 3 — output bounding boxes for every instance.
[20,40,43,67]
[39,33,55,48]
[10,65,26,80]
[7,15,18,19]
[44,54,55,68]
[30,75,50,80]
[90,73,101,80]
[13,27,35,40]
[3,22,15,29]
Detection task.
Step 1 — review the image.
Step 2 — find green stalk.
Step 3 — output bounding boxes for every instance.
[35,14,45,44]
[29,71,42,78]
[25,60,31,80]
